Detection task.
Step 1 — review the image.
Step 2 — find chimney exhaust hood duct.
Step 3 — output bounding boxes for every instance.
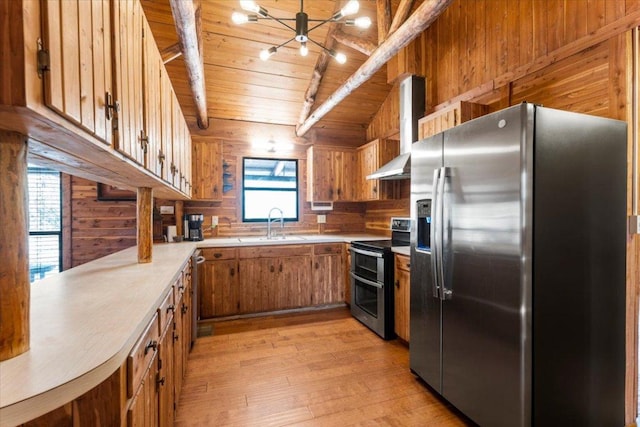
[366,75,425,180]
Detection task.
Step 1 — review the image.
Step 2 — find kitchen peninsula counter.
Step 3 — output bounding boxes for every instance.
[0,233,386,426]
[0,243,196,427]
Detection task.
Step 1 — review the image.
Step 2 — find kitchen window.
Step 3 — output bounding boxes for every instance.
[242,157,298,222]
[28,166,62,282]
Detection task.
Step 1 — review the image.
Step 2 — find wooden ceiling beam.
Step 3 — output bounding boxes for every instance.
[388,0,415,37]
[169,0,209,129]
[376,0,392,43]
[332,30,376,56]
[160,42,182,64]
[295,0,452,137]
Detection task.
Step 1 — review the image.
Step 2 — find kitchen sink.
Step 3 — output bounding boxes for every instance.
[237,235,306,243]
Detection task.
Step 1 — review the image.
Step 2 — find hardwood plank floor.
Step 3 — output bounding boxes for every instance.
[176,307,473,426]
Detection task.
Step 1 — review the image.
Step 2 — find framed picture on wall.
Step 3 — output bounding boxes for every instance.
[97,183,136,201]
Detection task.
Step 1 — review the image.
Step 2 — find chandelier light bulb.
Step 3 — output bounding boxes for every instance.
[239,0,258,12]
[232,12,249,24]
[260,46,277,61]
[330,50,347,64]
[300,42,309,57]
[341,0,360,17]
[353,16,371,29]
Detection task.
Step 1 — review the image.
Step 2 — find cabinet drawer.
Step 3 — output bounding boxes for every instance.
[238,245,312,259]
[200,248,237,260]
[313,243,343,255]
[157,287,175,335]
[395,254,410,272]
[127,313,159,398]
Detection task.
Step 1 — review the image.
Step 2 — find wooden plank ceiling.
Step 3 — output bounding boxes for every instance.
[141,0,394,144]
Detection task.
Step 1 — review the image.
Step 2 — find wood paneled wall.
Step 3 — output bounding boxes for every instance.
[66,176,137,267]
[183,120,367,238]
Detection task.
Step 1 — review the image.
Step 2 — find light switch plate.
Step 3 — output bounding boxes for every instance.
[160,205,174,214]
[211,216,218,226]
[317,214,326,224]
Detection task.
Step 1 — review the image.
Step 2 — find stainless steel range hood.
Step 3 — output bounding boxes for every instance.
[367,75,425,180]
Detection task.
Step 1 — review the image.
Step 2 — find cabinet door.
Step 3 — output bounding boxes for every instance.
[280,256,312,309]
[159,71,174,183]
[358,142,378,200]
[42,0,112,144]
[344,244,352,305]
[158,326,174,427]
[312,254,344,305]
[173,289,184,403]
[113,0,144,164]
[192,139,222,201]
[394,254,411,342]
[142,18,162,175]
[238,258,272,314]
[307,147,333,201]
[200,259,238,318]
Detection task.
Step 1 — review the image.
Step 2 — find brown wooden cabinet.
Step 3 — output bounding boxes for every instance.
[200,248,238,318]
[41,0,113,145]
[344,243,352,305]
[356,139,400,201]
[238,245,313,314]
[157,288,175,427]
[394,254,411,342]
[311,244,344,305]
[418,101,490,140]
[192,137,223,201]
[306,146,356,202]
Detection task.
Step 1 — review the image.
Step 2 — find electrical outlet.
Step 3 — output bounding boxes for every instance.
[211,216,218,226]
[317,214,326,224]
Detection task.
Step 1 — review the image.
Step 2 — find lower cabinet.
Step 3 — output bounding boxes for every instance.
[19,259,194,427]
[200,244,351,319]
[311,244,344,305]
[394,254,411,342]
[344,243,352,305]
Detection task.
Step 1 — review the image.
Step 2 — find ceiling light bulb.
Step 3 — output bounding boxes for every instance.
[300,42,308,57]
[260,46,277,61]
[353,16,371,28]
[330,50,347,64]
[340,0,360,17]
[232,12,249,24]
[239,0,268,17]
[239,0,258,12]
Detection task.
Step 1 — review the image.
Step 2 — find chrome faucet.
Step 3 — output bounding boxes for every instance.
[267,207,284,239]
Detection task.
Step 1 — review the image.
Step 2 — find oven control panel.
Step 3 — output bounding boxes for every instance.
[390,217,412,232]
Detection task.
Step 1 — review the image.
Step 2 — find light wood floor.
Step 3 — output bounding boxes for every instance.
[176,307,473,426]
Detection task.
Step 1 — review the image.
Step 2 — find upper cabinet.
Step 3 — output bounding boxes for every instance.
[41,0,113,145]
[112,0,145,166]
[418,101,490,140]
[356,138,400,201]
[192,137,222,201]
[306,146,356,202]
[4,0,191,200]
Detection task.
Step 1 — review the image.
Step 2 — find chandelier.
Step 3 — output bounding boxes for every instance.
[231,0,371,64]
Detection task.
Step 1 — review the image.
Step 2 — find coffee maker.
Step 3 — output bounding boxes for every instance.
[186,213,204,241]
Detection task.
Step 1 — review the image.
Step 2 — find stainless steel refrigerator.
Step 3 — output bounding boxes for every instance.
[410,103,626,426]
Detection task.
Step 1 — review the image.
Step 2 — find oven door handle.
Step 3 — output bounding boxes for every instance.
[350,272,383,289]
[350,247,384,258]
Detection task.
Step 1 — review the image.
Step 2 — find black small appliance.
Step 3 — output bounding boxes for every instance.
[187,214,204,241]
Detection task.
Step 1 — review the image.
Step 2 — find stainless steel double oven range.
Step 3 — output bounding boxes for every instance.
[349,218,410,339]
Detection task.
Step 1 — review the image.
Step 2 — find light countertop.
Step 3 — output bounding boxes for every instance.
[0,233,386,426]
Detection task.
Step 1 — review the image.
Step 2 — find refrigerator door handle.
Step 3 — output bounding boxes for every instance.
[436,167,448,300]
[430,168,442,299]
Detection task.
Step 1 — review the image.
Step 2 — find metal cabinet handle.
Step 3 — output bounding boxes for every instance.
[105,92,120,120]
[144,340,158,355]
[167,304,175,313]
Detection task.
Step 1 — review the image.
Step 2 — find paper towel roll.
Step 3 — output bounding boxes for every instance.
[167,225,177,243]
